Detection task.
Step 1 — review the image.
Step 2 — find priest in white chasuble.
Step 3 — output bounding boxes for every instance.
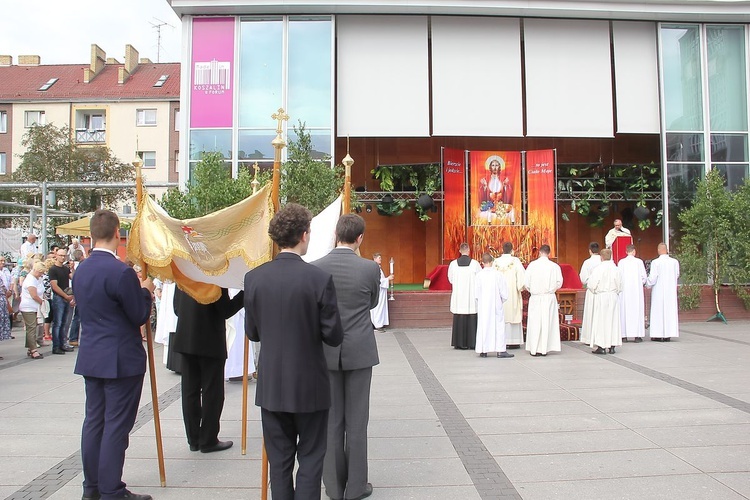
[618,244,647,342]
[647,243,681,341]
[579,241,602,345]
[448,242,482,350]
[369,253,393,332]
[587,249,622,354]
[524,244,563,357]
[475,253,512,358]
[492,241,526,347]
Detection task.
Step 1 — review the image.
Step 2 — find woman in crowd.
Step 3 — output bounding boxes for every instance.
[20,261,46,359]
[41,257,55,342]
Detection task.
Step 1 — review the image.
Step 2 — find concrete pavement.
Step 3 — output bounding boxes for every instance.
[1,320,749,499]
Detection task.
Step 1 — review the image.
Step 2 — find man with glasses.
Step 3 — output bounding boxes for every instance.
[49,249,74,354]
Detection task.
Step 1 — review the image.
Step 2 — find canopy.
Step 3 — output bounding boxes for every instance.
[55,214,134,237]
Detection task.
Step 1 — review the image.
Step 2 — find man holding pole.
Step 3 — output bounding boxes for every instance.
[73,209,154,500]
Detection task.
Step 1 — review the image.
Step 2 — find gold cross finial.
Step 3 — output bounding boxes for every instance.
[271,108,289,134]
[253,162,260,177]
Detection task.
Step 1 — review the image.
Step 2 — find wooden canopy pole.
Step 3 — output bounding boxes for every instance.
[342,136,353,214]
[133,157,167,487]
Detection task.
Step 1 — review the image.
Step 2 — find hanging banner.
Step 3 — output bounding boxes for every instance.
[191,17,235,128]
[442,148,467,261]
[526,149,557,257]
[469,151,522,227]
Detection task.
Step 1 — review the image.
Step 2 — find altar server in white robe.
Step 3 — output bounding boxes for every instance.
[155,280,178,365]
[579,242,602,345]
[475,253,512,358]
[225,289,256,380]
[370,253,393,332]
[618,244,647,342]
[587,249,622,354]
[493,241,525,347]
[647,243,680,341]
[524,245,563,356]
[448,242,482,350]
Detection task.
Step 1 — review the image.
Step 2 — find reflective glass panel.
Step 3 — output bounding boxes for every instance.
[714,164,749,191]
[710,134,748,162]
[288,128,333,159]
[288,18,332,128]
[666,133,704,162]
[662,26,704,131]
[238,130,277,160]
[667,162,704,245]
[189,129,232,160]
[239,19,283,127]
[707,26,748,132]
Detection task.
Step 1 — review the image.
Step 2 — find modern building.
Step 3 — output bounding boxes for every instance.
[168,1,750,282]
[0,44,180,211]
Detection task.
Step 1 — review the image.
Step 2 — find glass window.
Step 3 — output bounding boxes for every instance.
[239,19,283,127]
[287,128,332,159]
[175,110,180,132]
[662,26,703,132]
[189,129,232,160]
[0,152,6,174]
[138,151,157,168]
[238,130,276,160]
[288,18,332,128]
[707,26,747,132]
[136,109,157,126]
[666,133,704,162]
[0,111,6,133]
[710,134,748,162]
[24,110,45,127]
[714,164,749,191]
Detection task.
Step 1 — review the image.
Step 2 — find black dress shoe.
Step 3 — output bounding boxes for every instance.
[61,345,75,352]
[634,337,643,343]
[189,443,199,452]
[119,490,152,499]
[346,483,373,500]
[479,352,487,358]
[82,492,101,500]
[201,440,233,453]
[608,346,616,354]
[664,338,671,342]
[592,347,606,355]
[52,348,66,355]
[498,351,514,358]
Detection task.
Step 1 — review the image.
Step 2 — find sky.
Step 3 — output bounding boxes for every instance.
[1,0,182,65]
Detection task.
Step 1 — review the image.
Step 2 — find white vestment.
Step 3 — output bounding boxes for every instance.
[155,281,178,365]
[225,305,256,379]
[618,255,647,338]
[605,227,632,247]
[524,256,563,355]
[448,257,481,314]
[647,254,680,338]
[579,254,602,345]
[587,261,622,349]
[474,267,509,353]
[370,268,390,329]
[493,254,525,345]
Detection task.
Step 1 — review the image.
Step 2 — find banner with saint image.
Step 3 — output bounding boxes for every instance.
[469,151,522,227]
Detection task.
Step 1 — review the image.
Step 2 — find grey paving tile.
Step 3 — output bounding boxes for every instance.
[609,408,750,429]
[635,423,750,448]
[123,457,264,488]
[669,445,750,473]
[369,418,446,438]
[370,403,437,420]
[369,436,456,459]
[483,428,657,456]
[515,473,746,500]
[451,389,578,404]
[458,400,599,418]
[711,472,750,498]
[468,413,625,435]
[369,457,472,487]
[583,395,728,413]
[0,457,64,485]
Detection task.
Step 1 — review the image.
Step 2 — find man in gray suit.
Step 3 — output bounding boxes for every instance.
[313,214,380,500]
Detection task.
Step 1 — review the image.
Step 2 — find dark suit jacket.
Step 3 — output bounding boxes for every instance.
[73,250,153,379]
[172,287,244,359]
[244,252,343,413]
[313,248,380,371]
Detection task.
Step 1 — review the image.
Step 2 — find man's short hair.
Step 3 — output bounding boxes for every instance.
[90,209,120,242]
[502,242,513,254]
[600,248,613,261]
[73,249,84,261]
[539,244,551,255]
[589,242,600,253]
[626,244,636,253]
[459,242,470,253]
[481,252,493,264]
[372,252,381,259]
[335,214,365,244]
[268,203,312,249]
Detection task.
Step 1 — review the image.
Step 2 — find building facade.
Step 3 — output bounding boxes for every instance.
[0,45,180,210]
[169,1,750,282]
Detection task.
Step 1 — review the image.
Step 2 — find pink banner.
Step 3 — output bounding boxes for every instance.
[191,18,235,128]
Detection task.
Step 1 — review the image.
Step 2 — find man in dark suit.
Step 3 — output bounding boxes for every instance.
[313,214,380,500]
[173,286,244,453]
[244,203,343,500]
[73,209,154,500]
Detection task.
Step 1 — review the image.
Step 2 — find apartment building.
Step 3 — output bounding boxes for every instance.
[0,44,180,209]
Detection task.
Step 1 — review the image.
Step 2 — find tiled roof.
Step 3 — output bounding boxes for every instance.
[0,62,180,101]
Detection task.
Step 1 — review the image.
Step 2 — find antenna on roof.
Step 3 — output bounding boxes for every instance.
[150,18,174,63]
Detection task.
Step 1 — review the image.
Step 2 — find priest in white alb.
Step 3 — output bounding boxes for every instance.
[475,253,512,358]
[579,242,602,345]
[369,253,393,333]
[448,242,481,350]
[493,241,525,348]
[605,219,632,248]
[587,249,622,354]
[524,244,563,357]
[618,244,647,342]
[647,243,680,341]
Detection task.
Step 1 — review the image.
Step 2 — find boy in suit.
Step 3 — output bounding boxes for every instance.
[73,209,154,500]
[244,203,344,499]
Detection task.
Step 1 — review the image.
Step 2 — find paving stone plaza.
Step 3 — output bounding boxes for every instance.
[1,321,749,499]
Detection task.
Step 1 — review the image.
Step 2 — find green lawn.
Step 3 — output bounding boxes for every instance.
[393,283,427,291]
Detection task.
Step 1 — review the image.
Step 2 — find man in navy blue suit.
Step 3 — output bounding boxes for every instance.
[73,209,154,500]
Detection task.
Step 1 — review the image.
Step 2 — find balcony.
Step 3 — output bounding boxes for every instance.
[75,129,106,144]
